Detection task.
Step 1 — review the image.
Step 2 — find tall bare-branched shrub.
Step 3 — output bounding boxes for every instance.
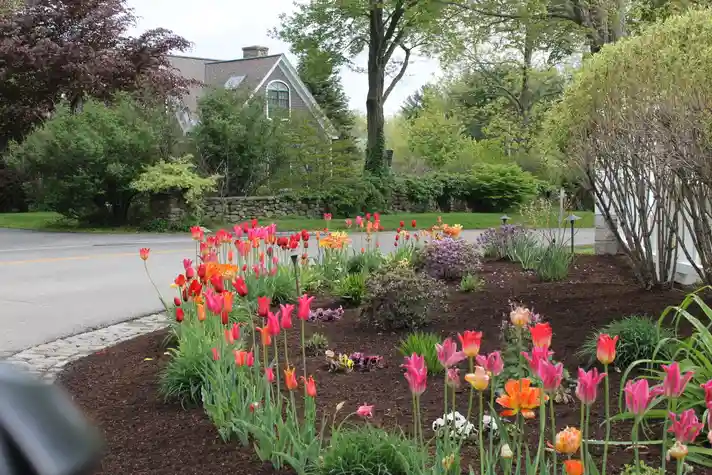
[544,10,712,288]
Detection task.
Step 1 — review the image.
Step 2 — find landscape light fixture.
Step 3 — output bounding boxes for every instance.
[567,214,581,254]
[500,215,510,225]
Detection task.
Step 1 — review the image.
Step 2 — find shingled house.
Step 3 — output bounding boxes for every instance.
[168,46,337,138]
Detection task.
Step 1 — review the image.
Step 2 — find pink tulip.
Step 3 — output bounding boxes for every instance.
[265,367,275,383]
[576,368,606,405]
[521,346,553,372]
[204,288,224,314]
[280,303,295,329]
[402,353,427,396]
[624,379,662,416]
[356,216,363,227]
[446,367,461,389]
[702,380,712,414]
[476,351,504,376]
[182,258,193,271]
[669,409,703,444]
[357,403,374,418]
[538,359,564,392]
[662,362,694,398]
[436,337,466,368]
[266,311,281,336]
[297,294,315,320]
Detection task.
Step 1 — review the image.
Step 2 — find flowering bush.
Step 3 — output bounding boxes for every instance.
[476,224,528,259]
[416,237,482,281]
[361,266,447,331]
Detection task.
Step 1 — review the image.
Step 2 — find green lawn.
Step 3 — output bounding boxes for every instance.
[226,211,595,232]
[0,210,594,233]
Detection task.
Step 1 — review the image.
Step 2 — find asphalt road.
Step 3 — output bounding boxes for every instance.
[0,227,594,356]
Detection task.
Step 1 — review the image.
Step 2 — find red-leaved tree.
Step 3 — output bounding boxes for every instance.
[0,0,193,149]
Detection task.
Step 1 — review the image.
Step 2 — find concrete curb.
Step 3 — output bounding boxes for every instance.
[2,313,169,382]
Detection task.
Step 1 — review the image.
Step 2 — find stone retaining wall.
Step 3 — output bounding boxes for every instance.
[204,196,322,222]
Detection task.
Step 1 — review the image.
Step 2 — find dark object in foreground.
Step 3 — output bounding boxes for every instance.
[0,364,103,475]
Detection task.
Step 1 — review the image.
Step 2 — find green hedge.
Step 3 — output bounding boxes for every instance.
[290,163,540,218]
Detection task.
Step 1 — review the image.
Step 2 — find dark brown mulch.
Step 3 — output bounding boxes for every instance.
[58,256,688,475]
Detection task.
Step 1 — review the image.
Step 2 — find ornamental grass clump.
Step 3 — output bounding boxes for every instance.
[417,237,482,281]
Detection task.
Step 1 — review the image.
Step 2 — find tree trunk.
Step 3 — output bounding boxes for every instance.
[364,4,387,175]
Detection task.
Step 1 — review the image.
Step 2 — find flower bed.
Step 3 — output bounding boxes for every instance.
[58,248,697,475]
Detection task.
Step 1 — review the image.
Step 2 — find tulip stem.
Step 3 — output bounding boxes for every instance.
[283,331,290,368]
[478,390,485,475]
[534,390,546,475]
[661,397,674,473]
[488,376,496,469]
[579,403,586,474]
[550,397,557,475]
[466,357,475,423]
[300,319,307,397]
[676,458,684,475]
[444,376,449,440]
[602,364,610,475]
[585,405,591,475]
[273,339,281,403]
[632,417,641,475]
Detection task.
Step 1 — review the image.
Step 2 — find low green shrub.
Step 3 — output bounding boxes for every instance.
[459,273,484,292]
[159,320,214,403]
[361,266,446,331]
[318,425,429,475]
[535,244,572,281]
[301,265,328,293]
[334,273,366,306]
[305,332,329,356]
[398,331,444,374]
[346,249,384,274]
[578,315,672,369]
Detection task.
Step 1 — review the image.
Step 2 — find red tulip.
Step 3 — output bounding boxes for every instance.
[297,294,315,320]
[211,347,220,361]
[188,279,202,297]
[596,334,618,365]
[181,288,188,302]
[302,375,317,397]
[221,310,229,325]
[458,330,483,358]
[139,248,150,261]
[411,219,417,228]
[185,266,195,280]
[251,218,258,228]
[530,323,552,348]
[173,296,181,307]
[257,296,271,317]
[399,220,405,227]
[266,311,281,336]
[265,367,275,382]
[190,226,204,241]
[366,212,371,221]
[233,276,248,297]
[210,274,224,293]
[224,328,235,345]
[175,307,184,323]
[197,263,207,280]
[174,274,186,287]
[231,323,240,341]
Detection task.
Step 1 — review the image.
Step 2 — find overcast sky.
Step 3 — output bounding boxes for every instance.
[125,0,441,116]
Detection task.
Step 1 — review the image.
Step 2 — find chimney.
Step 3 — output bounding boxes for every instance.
[242,46,269,59]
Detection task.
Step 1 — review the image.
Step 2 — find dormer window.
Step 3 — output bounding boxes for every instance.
[266,80,290,118]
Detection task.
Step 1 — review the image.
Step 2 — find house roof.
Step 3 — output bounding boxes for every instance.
[168,53,338,139]
[206,54,283,92]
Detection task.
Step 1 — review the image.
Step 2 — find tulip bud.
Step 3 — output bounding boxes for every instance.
[173,296,181,307]
[501,444,513,459]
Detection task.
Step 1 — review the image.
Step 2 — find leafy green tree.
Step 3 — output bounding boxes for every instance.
[193,88,289,196]
[276,0,454,174]
[400,84,432,120]
[296,47,356,143]
[8,94,179,224]
[270,113,361,190]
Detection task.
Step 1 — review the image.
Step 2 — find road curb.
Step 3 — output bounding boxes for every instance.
[2,313,169,382]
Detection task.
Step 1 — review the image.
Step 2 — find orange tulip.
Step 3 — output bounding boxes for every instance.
[301,375,317,397]
[596,334,619,365]
[554,427,582,454]
[256,326,271,346]
[196,303,206,322]
[458,330,482,357]
[284,367,298,391]
[223,291,234,313]
[139,248,150,260]
[563,460,584,475]
[496,378,543,419]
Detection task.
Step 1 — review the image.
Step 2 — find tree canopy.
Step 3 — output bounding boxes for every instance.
[0,0,193,148]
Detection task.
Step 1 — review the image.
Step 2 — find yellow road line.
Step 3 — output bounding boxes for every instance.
[0,248,194,266]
